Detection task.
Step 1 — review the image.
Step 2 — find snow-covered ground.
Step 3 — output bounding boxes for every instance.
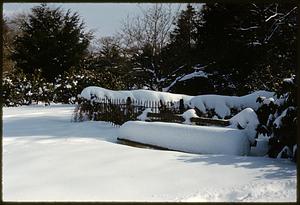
[3,105,296,202]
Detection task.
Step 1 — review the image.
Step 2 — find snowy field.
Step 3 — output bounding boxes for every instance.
[3,105,296,202]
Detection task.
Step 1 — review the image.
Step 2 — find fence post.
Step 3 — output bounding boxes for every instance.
[126,97,132,122]
[126,97,131,106]
[179,99,184,114]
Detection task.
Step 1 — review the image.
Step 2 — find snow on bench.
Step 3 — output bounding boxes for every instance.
[118,108,260,156]
[118,121,250,156]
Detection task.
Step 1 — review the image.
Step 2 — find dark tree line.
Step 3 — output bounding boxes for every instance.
[3,3,297,94]
[160,3,297,95]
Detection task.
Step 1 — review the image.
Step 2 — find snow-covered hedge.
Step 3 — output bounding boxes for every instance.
[189,91,274,118]
[118,121,250,156]
[54,70,125,104]
[256,75,297,161]
[73,97,139,124]
[2,70,54,106]
[80,86,192,104]
[2,69,125,106]
[80,86,274,119]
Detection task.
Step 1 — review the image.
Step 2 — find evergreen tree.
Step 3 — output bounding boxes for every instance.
[2,17,17,73]
[160,3,296,96]
[11,4,92,81]
[197,3,297,94]
[129,43,161,90]
[84,37,134,89]
[256,75,297,160]
[161,4,199,75]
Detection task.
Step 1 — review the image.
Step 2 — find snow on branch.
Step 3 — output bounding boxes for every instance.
[162,70,208,92]
[237,26,259,31]
[265,13,278,22]
[263,5,297,42]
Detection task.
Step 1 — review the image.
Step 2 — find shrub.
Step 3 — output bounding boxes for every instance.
[2,69,54,106]
[73,97,139,125]
[2,70,27,106]
[54,69,125,104]
[256,75,297,161]
[2,68,126,106]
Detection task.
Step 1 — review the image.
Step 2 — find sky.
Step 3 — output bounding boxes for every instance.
[3,3,195,38]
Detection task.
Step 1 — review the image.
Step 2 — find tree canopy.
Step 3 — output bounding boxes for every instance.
[11,4,92,81]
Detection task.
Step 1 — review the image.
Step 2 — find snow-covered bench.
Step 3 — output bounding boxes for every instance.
[118,121,249,155]
[118,108,259,155]
[118,108,260,156]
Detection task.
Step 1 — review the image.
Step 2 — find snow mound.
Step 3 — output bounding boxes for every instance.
[189,91,275,118]
[137,108,152,121]
[118,121,250,156]
[181,109,199,124]
[80,86,192,104]
[80,86,274,118]
[228,108,259,144]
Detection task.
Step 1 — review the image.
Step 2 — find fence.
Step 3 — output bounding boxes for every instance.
[147,112,230,126]
[74,96,230,127]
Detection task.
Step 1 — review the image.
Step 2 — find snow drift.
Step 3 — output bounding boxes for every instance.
[118,121,250,156]
[3,105,296,202]
[80,86,274,118]
[228,108,260,144]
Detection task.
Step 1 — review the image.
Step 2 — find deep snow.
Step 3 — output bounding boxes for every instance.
[3,105,296,202]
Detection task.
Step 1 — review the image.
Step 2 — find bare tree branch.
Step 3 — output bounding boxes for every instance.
[119,4,179,56]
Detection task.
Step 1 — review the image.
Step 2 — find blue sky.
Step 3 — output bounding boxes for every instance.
[3,3,192,38]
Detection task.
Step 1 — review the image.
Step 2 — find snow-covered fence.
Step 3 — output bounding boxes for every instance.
[74,95,232,127]
[73,96,185,125]
[146,112,230,127]
[76,86,274,129]
[80,86,275,118]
